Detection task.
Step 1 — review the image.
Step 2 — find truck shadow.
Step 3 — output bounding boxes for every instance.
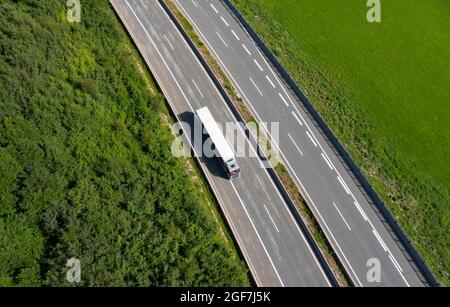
[178,111,228,180]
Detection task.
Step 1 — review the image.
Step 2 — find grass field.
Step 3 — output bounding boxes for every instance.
[0,0,249,286]
[232,0,449,284]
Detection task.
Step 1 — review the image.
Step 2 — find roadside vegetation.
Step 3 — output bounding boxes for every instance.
[0,0,250,286]
[232,0,449,284]
[164,0,349,286]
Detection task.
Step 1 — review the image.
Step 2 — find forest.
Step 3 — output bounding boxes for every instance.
[0,0,249,286]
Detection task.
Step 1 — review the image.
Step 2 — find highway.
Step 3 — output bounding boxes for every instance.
[173,0,427,287]
[110,0,333,287]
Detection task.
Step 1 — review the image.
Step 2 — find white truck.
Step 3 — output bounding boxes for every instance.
[195,107,241,179]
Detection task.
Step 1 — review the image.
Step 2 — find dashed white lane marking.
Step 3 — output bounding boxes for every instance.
[288,133,304,156]
[190,0,198,8]
[279,93,289,107]
[139,0,147,10]
[306,131,318,147]
[253,59,264,71]
[333,203,352,231]
[173,0,410,286]
[230,183,285,287]
[266,75,276,88]
[192,79,204,98]
[231,29,240,41]
[216,32,228,47]
[321,153,334,170]
[242,44,252,55]
[250,77,263,96]
[354,200,368,221]
[220,16,229,27]
[291,111,303,127]
[337,176,351,195]
[210,3,218,13]
[264,204,280,233]
[163,34,174,50]
[389,253,403,273]
[372,229,388,252]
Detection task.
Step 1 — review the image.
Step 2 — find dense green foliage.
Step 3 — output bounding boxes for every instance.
[0,0,249,286]
[232,0,449,284]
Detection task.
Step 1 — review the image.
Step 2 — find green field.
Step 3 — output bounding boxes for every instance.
[232,0,449,284]
[0,0,249,286]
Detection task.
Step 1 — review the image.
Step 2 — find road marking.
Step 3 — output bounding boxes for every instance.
[139,0,147,10]
[321,153,334,170]
[306,131,318,147]
[125,0,265,285]
[333,203,352,231]
[389,253,403,273]
[220,16,229,27]
[163,34,174,50]
[278,93,289,107]
[231,29,240,41]
[210,3,218,13]
[354,200,368,221]
[291,112,303,126]
[192,79,204,98]
[231,183,285,287]
[250,77,263,96]
[388,253,409,287]
[190,0,198,7]
[264,204,280,233]
[216,32,228,47]
[151,0,333,287]
[337,176,351,195]
[178,14,353,284]
[266,75,276,88]
[125,0,194,111]
[242,44,252,56]
[169,1,337,286]
[288,133,304,156]
[372,229,388,252]
[253,59,264,71]
[172,2,408,286]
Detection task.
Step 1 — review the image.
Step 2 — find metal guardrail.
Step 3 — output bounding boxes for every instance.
[221,0,439,287]
[159,0,340,287]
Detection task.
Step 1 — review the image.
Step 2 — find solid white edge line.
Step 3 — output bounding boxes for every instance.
[177,0,411,287]
[124,0,268,285]
[173,0,334,286]
[231,183,285,286]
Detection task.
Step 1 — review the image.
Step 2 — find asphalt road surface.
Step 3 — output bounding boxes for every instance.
[110,0,333,287]
[173,0,426,287]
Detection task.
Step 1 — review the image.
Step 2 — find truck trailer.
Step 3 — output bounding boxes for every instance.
[195,107,241,179]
